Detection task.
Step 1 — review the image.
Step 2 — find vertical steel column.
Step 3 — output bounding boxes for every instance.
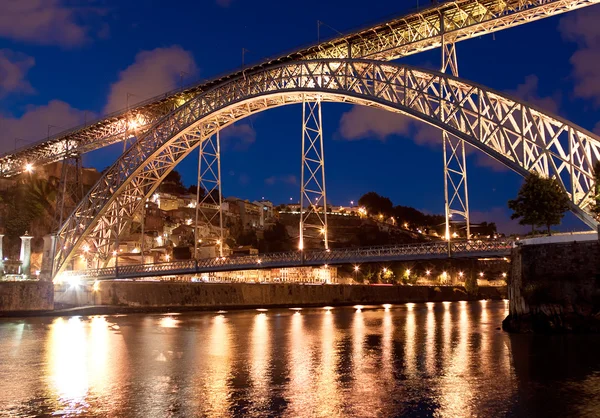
[299,95,328,251]
[441,39,470,242]
[52,141,83,276]
[140,197,145,264]
[195,130,224,258]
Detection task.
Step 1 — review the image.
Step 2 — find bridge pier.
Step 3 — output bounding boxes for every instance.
[503,239,600,333]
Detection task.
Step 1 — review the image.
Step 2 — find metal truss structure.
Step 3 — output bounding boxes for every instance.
[1,0,597,177]
[51,59,600,276]
[53,153,83,234]
[58,239,513,282]
[441,41,471,240]
[193,131,224,257]
[299,96,329,250]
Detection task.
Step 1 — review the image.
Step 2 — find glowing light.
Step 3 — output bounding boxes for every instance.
[404,223,409,228]
[216,239,221,245]
[426,270,431,276]
[459,271,464,277]
[383,304,392,311]
[320,228,325,234]
[185,218,193,225]
[383,267,388,273]
[165,254,171,262]
[406,303,415,311]
[426,302,435,310]
[92,281,100,292]
[502,272,507,278]
[24,163,34,173]
[82,244,90,253]
[66,275,81,288]
[257,259,262,264]
[479,272,484,277]
[405,269,411,276]
[324,264,328,268]
[323,306,333,311]
[354,305,364,311]
[256,308,268,312]
[112,250,117,257]
[290,307,302,311]
[354,265,360,272]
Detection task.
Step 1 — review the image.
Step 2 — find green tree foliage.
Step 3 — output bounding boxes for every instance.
[186,184,206,200]
[464,273,479,296]
[508,173,570,235]
[358,192,394,217]
[589,161,600,221]
[159,170,187,195]
[393,205,444,230]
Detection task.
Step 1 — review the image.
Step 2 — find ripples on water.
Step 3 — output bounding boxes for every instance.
[1,301,600,417]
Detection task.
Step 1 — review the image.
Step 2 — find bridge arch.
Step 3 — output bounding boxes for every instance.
[53,59,600,275]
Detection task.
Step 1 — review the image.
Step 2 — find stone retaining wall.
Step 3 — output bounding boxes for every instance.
[0,281,54,312]
[503,241,600,333]
[80,282,506,310]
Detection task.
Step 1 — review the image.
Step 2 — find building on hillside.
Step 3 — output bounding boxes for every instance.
[253,200,275,226]
[197,265,337,283]
[230,245,259,256]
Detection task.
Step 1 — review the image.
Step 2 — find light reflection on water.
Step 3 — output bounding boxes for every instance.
[1,301,600,417]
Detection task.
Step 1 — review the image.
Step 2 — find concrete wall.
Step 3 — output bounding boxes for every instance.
[0,281,54,312]
[504,241,600,333]
[59,282,506,310]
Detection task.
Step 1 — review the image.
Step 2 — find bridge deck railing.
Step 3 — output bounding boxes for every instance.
[58,239,513,282]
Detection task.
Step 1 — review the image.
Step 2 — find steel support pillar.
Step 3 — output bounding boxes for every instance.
[441,40,470,242]
[194,130,224,258]
[51,145,84,276]
[299,96,328,251]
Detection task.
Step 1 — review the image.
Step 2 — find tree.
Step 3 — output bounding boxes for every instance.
[508,173,569,235]
[589,161,600,221]
[159,170,186,195]
[358,192,394,217]
[187,184,206,200]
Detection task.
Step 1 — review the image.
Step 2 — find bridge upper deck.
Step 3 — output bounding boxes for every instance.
[2,0,597,177]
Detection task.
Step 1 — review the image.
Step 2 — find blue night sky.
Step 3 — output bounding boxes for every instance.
[1,0,600,233]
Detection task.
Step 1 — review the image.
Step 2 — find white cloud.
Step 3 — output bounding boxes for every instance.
[0,49,35,97]
[104,46,197,114]
[338,106,412,141]
[560,8,600,104]
[0,0,107,47]
[0,100,91,153]
[221,123,256,151]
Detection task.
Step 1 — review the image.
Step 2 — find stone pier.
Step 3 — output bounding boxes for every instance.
[503,241,600,333]
[19,234,32,280]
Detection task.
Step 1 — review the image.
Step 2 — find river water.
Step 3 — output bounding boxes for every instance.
[1,301,600,417]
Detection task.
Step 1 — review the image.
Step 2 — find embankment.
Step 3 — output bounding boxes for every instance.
[0,281,53,313]
[56,281,506,312]
[503,241,600,333]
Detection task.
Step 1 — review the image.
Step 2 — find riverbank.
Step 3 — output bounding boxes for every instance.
[0,282,508,317]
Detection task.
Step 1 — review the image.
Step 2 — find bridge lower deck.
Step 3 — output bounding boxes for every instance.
[58,240,512,282]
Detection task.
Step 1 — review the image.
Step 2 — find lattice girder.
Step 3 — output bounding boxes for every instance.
[2,0,598,177]
[53,59,600,276]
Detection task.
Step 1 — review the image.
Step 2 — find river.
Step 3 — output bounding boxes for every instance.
[1,301,599,417]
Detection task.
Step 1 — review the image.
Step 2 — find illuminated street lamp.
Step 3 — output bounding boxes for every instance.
[24,163,34,173]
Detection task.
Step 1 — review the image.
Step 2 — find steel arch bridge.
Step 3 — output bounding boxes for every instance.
[52,59,600,276]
